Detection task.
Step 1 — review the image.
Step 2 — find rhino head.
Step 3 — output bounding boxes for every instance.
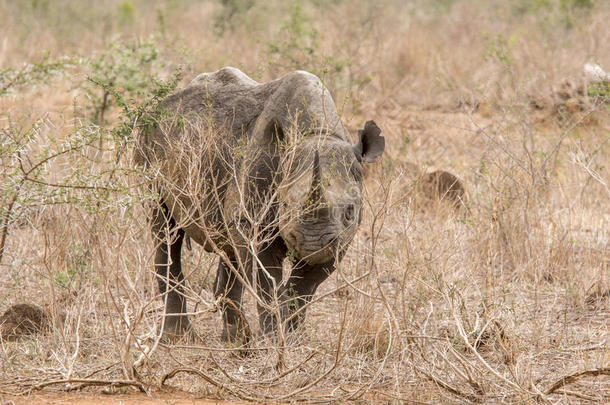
[264,120,385,264]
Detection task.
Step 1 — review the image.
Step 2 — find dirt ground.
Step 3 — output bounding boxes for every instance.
[2,392,246,405]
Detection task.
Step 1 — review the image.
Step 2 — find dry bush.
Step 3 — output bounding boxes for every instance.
[1,0,609,403]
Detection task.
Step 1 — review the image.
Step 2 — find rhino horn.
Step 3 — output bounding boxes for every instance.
[307,150,323,206]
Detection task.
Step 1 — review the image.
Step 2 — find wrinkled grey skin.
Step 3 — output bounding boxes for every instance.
[135,67,384,343]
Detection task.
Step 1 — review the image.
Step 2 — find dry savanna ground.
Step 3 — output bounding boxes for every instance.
[0,0,608,403]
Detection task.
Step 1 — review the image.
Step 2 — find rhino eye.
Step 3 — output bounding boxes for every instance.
[344,204,355,224]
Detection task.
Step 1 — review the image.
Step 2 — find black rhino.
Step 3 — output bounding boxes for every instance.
[135,67,384,344]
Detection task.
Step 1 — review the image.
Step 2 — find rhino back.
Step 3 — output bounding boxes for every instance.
[136,67,348,164]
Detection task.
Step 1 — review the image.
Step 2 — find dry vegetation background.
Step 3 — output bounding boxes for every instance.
[0,0,609,403]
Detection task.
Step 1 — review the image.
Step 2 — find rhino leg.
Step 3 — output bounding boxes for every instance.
[152,203,192,340]
[255,239,286,336]
[281,259,336,333]
[214,258,251,346]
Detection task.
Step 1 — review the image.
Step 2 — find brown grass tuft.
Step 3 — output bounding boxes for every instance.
[0,304,50,341]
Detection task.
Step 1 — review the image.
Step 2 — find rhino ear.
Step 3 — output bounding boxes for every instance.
[354,120,385,163]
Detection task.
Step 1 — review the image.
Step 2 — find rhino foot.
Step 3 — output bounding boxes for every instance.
[221,321,252,355]
[161,316,195,343]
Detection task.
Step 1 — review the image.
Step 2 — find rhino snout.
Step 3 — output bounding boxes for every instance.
[281,203,359,264]
[286,229,340,264]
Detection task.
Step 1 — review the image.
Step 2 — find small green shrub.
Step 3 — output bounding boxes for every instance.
[267,0,319,71]
[587,81,610,99]
[0,37,182,265]
[265,0,350,96]
[118,0,135,25]
[0,54,79,96]
[81,37,171,125]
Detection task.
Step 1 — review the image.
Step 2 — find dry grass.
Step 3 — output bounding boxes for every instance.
[1,0,609,403]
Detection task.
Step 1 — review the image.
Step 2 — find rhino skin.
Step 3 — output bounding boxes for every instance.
[135,67,385,344]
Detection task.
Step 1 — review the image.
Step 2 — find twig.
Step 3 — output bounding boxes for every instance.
[451,302,532,395]
[165,343,294,352]
[161,367,220,388]
[540,104,602,181]
[82,362,120,379]
[281,270,371,326]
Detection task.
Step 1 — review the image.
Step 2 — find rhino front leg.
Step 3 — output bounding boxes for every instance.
[281,259,335,333]
[214,257,251,346]
[255,239,286,337]
[152,204,192,340]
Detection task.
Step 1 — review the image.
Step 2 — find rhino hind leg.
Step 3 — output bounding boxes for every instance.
[281,259,336,333]
[152,203,192,341]
[214,259,251,347]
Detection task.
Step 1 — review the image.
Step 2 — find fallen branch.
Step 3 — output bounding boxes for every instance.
[416,366,481,403]
[206,350,317,387]
[28,378,147,393]
[545,367,610,395]
[160,367,255,401]
[554,389,600,402]
[161,367,220,388]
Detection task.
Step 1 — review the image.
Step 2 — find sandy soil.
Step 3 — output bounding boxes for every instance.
[1,392,246,405]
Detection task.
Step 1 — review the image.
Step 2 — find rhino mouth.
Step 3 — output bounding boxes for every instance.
[284,229,342,264]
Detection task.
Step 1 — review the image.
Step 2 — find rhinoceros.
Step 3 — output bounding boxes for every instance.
[135,67,384,344]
